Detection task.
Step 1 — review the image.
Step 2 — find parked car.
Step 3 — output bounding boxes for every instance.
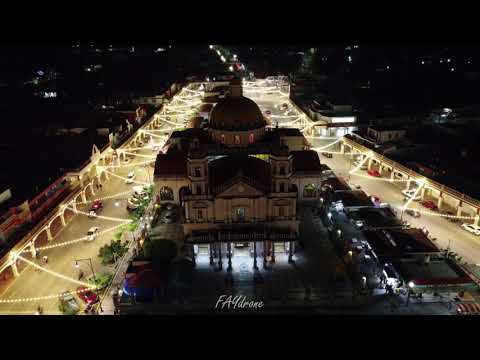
[421,200,439,211]
[321,152,333,158]
[76,286,99,304]
[89,200,103,217]
[86,227,99,242]
[126,203,139,212]
[128,197,141,207]
[367,169,381,177]
[405,209,421,218]
[59,291,80,315]
[125,171,136,184]
[461,223,480,236]
[264,110,271,116]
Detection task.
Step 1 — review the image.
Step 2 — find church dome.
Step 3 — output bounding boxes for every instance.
[209,96,266,131]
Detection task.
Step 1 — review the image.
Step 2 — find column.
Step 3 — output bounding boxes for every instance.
[288,241,293,263]
[340,143,345,155]
[390,171,395,182]
[209,244,214,266]
[457,205,463,217]
[253,241,258,270]
[191,245,196,267]
[72,201,78,214]
[46,227,53,242]
[420,187,426,200]
[404,179,411,191]
[367,158,373,171]
[81,191,87,203]
[60,212,66,227]
[227,242,232,272]
[271,241,275,263]
[11,261,19,277]
[104,171,110,181]
[437,194,444,209]
[30,243,37,258]
[218,242,223,270]
[263,241,267,269]
[475,215,480,227]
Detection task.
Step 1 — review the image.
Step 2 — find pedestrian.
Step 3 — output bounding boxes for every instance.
[42,255,48,264]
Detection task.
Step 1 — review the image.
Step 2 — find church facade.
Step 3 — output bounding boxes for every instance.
[153,78,323,269]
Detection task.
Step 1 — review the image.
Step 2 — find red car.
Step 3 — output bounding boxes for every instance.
[421,200,439,211]
[367,169,381,177]
[264,110,271,116]
[91,200,103,211]
[76,286,99,304]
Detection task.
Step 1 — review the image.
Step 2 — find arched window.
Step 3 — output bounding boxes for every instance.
[234,135,241,145]
[248,133,255,144]
[220,134,225,144]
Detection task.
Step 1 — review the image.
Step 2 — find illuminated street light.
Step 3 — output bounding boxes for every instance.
[407,281,415,306]
[209,45,213,49]
[229,66,234,72]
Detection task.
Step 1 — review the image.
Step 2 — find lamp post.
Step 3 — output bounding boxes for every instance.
[75,258,97,282]
[406,281,415,307]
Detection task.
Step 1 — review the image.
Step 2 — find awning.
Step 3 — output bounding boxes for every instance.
[457,302,480,315]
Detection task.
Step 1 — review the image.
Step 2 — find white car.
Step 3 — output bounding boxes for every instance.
[461,223,480,236]
[88,210,97,219]
[86,227,99,242]
[128,197,141,207]
[125,171,136,184]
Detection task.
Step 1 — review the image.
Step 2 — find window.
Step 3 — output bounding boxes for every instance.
[198,210,203,220]
[248,133,255,144]
[279,183,285,193]
[279,206,285,217]
[234,135,241,145]
[194,167,201,177]
[236,207,245,222]
[196,185,202,195]
[220,134,225,144]
[279,165,285,175]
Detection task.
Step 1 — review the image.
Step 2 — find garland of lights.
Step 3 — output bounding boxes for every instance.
[103,169,152,186]
[73,189,133,205]
[22,223,129,253]
[65,207,133,223]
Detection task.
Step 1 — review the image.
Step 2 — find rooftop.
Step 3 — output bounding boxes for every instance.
[321,177,351,192]
[290,150,323,173]
[331,190,373,208]
[208,154,271,193]
[154,152,188,178]
[345,207,403,229]
[362,228,440,259]
[392,258,476,289]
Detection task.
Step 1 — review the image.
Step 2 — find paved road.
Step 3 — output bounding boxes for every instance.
[0,148,155,314]
[252,92,480,266]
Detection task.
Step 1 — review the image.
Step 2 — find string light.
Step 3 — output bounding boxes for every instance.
[349,172,413,182]
[66,206,133,223]
[73,190,133,205]
[24,223,129,253]
[103,169,152,186]
[17,256,98,288]
[398,205,479,220]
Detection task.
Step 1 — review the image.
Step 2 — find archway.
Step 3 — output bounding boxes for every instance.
[303,183,317,198]
[160,186,174,201]
[48,215,63,238]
